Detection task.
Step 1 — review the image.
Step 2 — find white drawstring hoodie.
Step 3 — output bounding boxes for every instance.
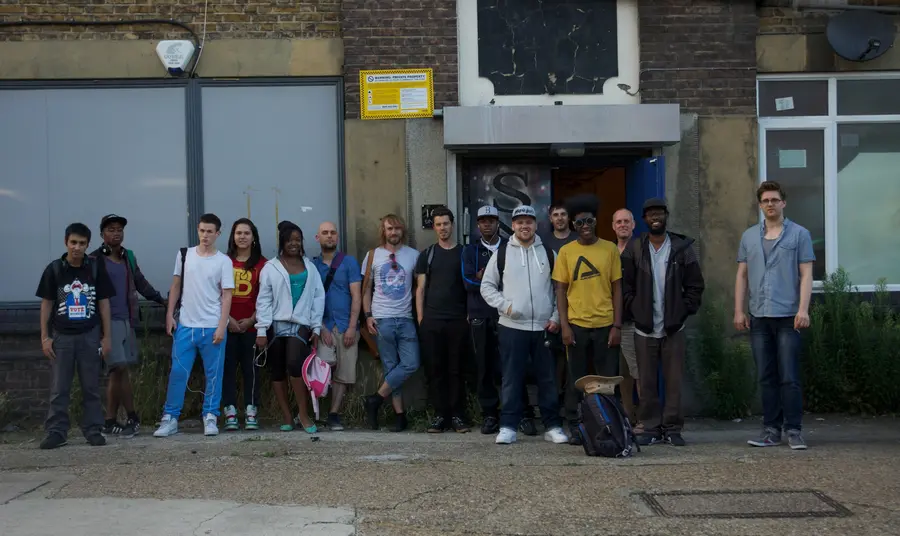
[255,257,325,337]
[480,233,559,332]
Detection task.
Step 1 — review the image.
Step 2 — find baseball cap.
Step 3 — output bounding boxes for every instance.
[100,214,128,230]
[511,205,537,220]
[477,205,499,219]
[642,198,668,214]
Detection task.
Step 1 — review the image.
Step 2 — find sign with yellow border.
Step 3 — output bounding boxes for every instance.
[359,68,434,120]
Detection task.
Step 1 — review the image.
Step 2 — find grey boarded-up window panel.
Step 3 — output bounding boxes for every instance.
[200,85,340,260]
[0,87,188,303]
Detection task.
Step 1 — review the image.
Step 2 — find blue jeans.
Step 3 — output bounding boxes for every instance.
[163,326,227,419]
[375,317,420,396]
[750,316,803,432]
[498,326,562,431]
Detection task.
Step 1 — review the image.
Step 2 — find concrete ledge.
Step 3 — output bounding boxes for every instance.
[0,38,343,79]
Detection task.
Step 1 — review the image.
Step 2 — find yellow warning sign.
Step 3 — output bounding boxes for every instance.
[359,68,434,120]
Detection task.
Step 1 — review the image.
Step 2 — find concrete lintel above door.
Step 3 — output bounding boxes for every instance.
[443,103,681,149]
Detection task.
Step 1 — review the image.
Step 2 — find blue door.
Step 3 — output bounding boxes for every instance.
[624,156,667,413]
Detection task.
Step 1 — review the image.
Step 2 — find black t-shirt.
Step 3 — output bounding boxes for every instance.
[415,244,467,320]
[542,231,577,256]
[35,256,116,334]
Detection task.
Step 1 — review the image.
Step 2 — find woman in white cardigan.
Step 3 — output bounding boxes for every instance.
[255,222,325,433]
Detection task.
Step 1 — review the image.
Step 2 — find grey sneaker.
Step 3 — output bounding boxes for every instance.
[747,427,782,447]
[787,430,807,450]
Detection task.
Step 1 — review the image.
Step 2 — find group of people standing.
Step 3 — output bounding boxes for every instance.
[35,180,813,452]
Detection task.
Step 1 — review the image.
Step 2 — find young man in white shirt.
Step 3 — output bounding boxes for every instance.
[361,214,421,432]
[154,213,235,438]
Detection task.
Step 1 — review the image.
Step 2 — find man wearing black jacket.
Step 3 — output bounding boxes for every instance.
[92,214,167,438]
[622,198,704,447]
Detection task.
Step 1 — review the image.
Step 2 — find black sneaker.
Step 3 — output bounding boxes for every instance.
[519,417,538,436]
[427,416,447,433]
[568,425,583,446]
[391,413,408,433]
[39,433,67,450]
[102,420,122,436]
[637,432,663,446]
[665,433,686,447]
[86,434,107,447]
[327,412,345,431]
[451,416,470,434]
[481,416,499,435]
[120,418,139,439]
[364,394,382,430]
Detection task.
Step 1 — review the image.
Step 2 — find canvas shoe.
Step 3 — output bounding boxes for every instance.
[495,427,517,445]
[153,415,178,438]
[787,430,808,450]
[224,405,239,431]
[544,427,569,444]
[747,427,782,447]
[204,413,219,436]
[245,405,259,431]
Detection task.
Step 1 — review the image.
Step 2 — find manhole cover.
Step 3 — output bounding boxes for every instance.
[635,489,852,519]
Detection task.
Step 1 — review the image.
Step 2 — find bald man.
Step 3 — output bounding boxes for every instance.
[313,222,362,431]
[613,208,641,431]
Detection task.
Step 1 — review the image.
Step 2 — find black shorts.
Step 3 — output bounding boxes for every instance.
[265,326,312,381]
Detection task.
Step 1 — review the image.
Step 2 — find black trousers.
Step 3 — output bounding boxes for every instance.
[222,330,260,408]
[421,317,470,418]
[471,317,534,419]
[565,324,620,423]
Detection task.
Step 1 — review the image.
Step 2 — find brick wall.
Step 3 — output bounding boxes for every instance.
[0,1,339,40]
[758,0,900,34]
[638,0,758,115]
[341,0,458,118]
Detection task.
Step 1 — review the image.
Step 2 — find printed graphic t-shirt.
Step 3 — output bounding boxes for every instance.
[174,247,235,329]
[415,244,467,321]
[361,246,418,319]
[229,257,267,321]
[36,256,116,334]
[552,239,622,328]
[313,254,362,333]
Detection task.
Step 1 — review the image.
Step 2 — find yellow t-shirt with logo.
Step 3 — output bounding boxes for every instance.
[552,239,622,328]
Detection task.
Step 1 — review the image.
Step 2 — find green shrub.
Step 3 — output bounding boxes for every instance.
[803,269,900,414]
[0,391,11,428]
[688,293,756,420]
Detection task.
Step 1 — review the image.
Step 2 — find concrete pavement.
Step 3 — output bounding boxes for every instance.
[1,415,899,535]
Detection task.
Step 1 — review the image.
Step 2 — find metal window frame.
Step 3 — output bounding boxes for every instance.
[756,73,900,293]
[0,76,346,309]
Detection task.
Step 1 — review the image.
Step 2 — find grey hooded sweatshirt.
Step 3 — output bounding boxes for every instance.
[480,233,559,332]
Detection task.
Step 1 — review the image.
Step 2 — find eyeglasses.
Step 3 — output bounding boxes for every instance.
[573,217,596,228]
[759,198,783,205]
[389,253,398,270]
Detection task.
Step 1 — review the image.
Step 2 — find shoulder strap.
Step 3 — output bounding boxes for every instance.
[124,248,137,276]
[90,256,99,282]
[322,252,345,293]
[178,247,188,302]
[497,243,507,291]
[425,245,435,275]
[542,243,555,273]
[362,249,376,297]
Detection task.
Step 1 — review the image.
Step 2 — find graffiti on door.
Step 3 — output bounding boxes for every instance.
[467,164,551,239]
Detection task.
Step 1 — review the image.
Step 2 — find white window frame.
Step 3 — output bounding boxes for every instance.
[757,72,900,293]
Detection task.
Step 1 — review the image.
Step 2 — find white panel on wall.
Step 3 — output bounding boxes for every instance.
[0,87,189,302]
[201,85,341,261]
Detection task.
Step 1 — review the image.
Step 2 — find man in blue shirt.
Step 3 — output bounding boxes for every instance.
[735,181,815,451]
[314,221,362,431]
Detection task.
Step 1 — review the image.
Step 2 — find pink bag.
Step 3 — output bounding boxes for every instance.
[302,348,332,421]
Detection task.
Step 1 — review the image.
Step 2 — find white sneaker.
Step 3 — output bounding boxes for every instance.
[495,427,517,445]
[204,413,219,436]
[544,427,569,444]
[153,415,178,438]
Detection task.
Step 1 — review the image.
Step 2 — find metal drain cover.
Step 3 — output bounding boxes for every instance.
[636,489,852,519]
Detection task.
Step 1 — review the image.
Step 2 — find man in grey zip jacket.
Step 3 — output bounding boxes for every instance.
[480,205,569,445]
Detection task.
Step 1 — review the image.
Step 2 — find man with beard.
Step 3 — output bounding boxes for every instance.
[416,207,470,433]
[93,214,167,438]
[313,221,362,431]
[362,214,421,432]
[622,198,704,447]
[553,194,623,445]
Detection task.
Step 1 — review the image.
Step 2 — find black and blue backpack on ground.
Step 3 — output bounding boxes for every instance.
[577,393,639,458]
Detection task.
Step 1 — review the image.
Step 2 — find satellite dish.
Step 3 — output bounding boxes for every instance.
[826,11,895,62]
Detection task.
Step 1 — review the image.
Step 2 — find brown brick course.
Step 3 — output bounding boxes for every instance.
[639,0,758,115]
[341,0,457,118]
[0,1,340,41]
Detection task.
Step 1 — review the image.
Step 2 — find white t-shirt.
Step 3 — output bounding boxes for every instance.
[361,246,418,319]
[174,247,235,329]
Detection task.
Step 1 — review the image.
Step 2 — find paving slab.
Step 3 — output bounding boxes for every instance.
[0,498,355,536]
